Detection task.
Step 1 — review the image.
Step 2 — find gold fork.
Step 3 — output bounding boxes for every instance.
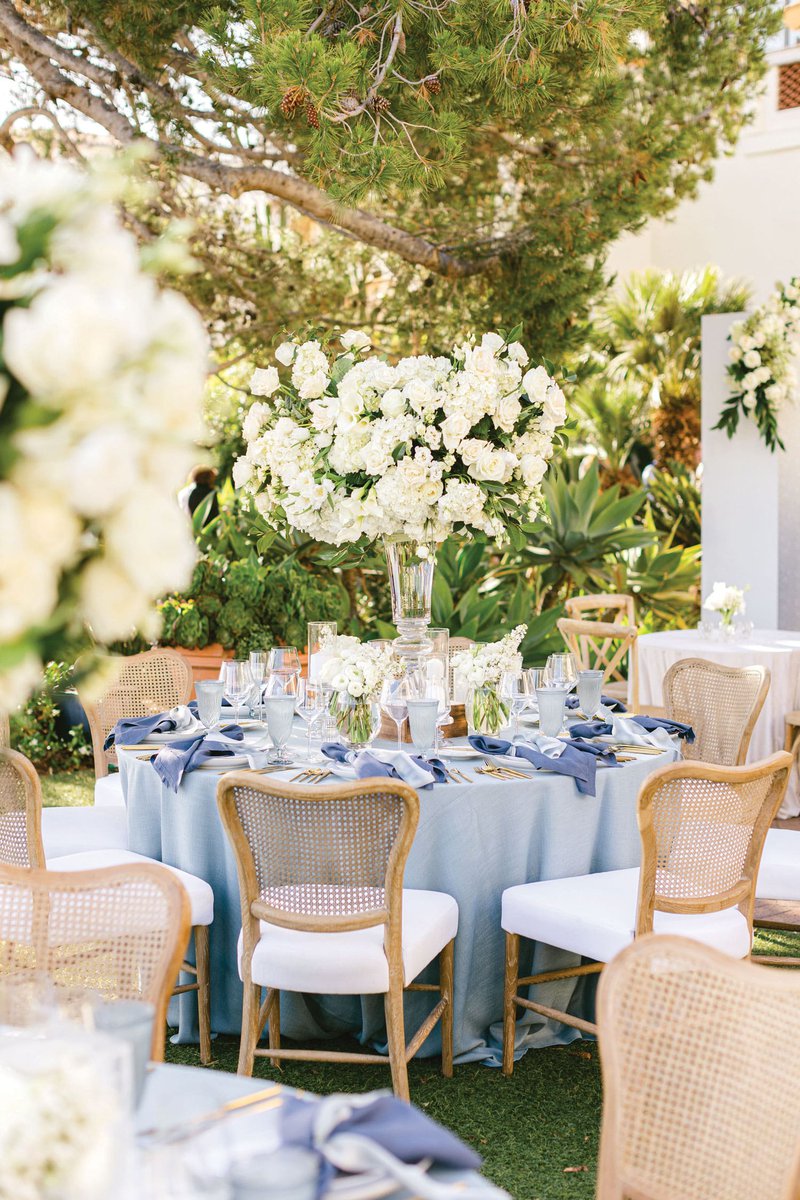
[289,766,326,783]
[480,760,529,781]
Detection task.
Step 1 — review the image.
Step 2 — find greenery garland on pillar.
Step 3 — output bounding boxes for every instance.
[714,277,800,453]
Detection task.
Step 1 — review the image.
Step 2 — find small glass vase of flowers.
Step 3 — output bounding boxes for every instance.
[318,635,399,750]
[452,626,527,736]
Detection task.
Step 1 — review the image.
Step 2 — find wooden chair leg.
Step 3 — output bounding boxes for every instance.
[384,979,410,1102]
[502,932,520,1078]
[439,938,454,1079]
[194,924,212,1066]
[268,987,281,1070]
[238,980,262,1077]
[784,721,800,755]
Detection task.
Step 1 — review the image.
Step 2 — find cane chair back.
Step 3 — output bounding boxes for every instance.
[0,861,190,1058]
[597,934,800,1200]
[636,753,791,936]
[80,648,193,777]
[448,637,475,696]
[557,617,639,711]
[564,592,635,627]
[0,749,44,869]
[0,711,9,749]
[662,658,770,767]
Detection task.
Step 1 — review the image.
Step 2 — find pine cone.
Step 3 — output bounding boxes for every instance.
[280,86,307,119]
[425,75,441,95]
[304,100,320,129]
[371,94,390,113]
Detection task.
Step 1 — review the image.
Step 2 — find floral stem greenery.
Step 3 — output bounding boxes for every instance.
[333,693,376,746]
[469,686,511,736]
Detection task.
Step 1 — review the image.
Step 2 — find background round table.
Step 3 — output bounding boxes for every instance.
[119,740,677,1064]
[638,628,800,817]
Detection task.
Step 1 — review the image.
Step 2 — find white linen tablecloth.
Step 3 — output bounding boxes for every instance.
[638,628,800,816]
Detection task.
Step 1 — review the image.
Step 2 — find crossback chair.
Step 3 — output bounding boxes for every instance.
[500,752,791,1073]
[79,648,192,779]
[217,773,457,1101]
[0,860,190,1060]
[564,593,636,628]
[557,616,639,711]
[0,747,213,1062]
[663,657,770,766]
[597,934,800,1200]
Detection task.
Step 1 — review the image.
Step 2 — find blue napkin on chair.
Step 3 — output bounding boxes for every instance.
[468,734,617,797]
[321,744,447,789]
[569,715,695,742]
[147,729,245,791]
[281,1091,481,1198]
[565,694,627,713]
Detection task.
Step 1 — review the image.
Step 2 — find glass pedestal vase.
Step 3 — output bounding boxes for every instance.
[331,691,380,751]
[383,536,438,674]
[466,684,511,736]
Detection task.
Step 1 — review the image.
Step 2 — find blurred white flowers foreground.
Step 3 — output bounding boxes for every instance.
[0,150,208,708]
[234,330,567,546]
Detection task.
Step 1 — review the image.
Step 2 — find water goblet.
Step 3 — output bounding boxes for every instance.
[536,685,571,738]
[406,698,441,757]
[264,669,300,699]
[295,680,328,762]
[502,668,539,741]
[380,677,409,752]
[543,652,578,692]
[222,660,252,726]
[195,680,225,734]
[248,650,268,723]
[263,694,297,766]
[576,669,605,720]
[423,654,451,750]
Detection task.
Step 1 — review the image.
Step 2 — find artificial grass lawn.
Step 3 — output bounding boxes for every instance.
[41,769,94,808]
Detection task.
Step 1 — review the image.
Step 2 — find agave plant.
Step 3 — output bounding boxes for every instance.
[646,461,702,548]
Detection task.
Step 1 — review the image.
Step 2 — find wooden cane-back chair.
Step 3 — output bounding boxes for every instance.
[501,753,791,1068]
[557,616,639,711]
[217,774,456,1101]
[564,592,636,627]
[79,648,193,777]
[0,749,45,869]
[662,657,770,766]
[0,861,190,1059]
[597,934,800,1200]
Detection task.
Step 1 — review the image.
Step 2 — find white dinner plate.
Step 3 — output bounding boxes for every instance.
[437,744,484,760]
[196,754,251,771]
[330,1159,433,1200]
[492,753,540,773]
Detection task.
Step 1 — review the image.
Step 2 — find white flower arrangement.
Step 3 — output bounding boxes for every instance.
[715,276,800,452]
[451,625,528,688]
[234,330,567,546]
[0,150,208,707]
[317,634,398,699]
[703,581,746,627]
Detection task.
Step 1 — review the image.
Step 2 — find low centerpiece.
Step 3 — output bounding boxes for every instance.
[234,330,567,664]
[316,633,398,749]
[703,581,747,631]
[452,626,527,735]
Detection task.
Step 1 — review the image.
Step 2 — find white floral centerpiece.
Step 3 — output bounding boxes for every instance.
[703,581,747,629]
[715,277,800,453]
[317,634,399,748]
[451,625,527,735]
[0,150,208,708]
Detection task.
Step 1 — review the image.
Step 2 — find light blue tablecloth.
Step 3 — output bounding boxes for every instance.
[119,739,677,1065]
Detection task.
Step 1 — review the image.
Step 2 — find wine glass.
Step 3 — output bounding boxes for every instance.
[264,669,300,699]
[502,668,539,741]
[380,677,409,752]
[268,647,301,676]
[195,680,225,734]
[222,660,252,726]
[295,680,329,762]
[248,651,268,723]
[543,653,578,692]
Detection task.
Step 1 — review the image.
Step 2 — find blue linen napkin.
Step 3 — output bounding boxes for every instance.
[281,1091,481,1197]
[565,694,627,713]
[569,715,696,742]
[148,728,245,791]
[105,711,194,749]
[468,734,617,797]
[321,744,447,789]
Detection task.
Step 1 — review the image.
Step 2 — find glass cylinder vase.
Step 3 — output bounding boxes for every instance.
[331,691,380,751]
[383,536,437,672]
[466,684,511,736]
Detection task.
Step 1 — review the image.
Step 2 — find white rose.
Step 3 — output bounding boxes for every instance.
[742,372,758,392]
[493,395,522,432]
[440,411,472,450]
[543,383,567,427]
[469,445,515,483]
[297,370,328,400]
[522,365,551,403]
[106,488,196,595]
[471,347,496,374]
[250,366,280,397]
[275,341,296,365]
[64,426,141,517]
[243,401,272,443]
[738,334,755,352]
[380,389,406,418]
[232,456,253,488]
[458,438,487,467]
[743,350,761,369]
[341,330,371,351]
[729,346,742,363]
[80,558,151,642]
[505,342,529,366]
[481,332,505,354]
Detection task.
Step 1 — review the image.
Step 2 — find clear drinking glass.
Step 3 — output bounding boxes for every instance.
[195,680,225,733]
[222,660,252,726]
[536,685,571,738]
[544,653,578,692]
[264,669,300,699]
[295,680,328,762]
[406,698,441,757]
[380,676,409,751]
[502,668,539,741]
[249,651,268,723]
[576,669,605,719]
[307,622,338,681]
[263,694,297,766]
[268,647,301,676]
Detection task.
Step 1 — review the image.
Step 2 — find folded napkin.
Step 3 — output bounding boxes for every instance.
[104,705,201,749]
[148,727,253,791]
[321,744,447,790]
[565,694,627,714]
[468,734,617,796]
[569,713,695,744]
[281,1091,484,1200]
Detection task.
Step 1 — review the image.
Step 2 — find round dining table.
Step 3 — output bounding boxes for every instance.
[119,735,678,1065]
[638,628,800,817]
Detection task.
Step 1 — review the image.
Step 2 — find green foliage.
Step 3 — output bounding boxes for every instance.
[9,662,92,774]
[613,521,701,629]
[646,462,702,548]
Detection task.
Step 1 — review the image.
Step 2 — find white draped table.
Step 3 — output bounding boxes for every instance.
[638,628,800,817]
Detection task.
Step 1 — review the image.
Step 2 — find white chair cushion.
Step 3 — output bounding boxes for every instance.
[756,828,800,901]
[41,805,128,859]
[502,868,751,963]
[94,774,124,808]
[240,889,458,995]
[47,849,214,927]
